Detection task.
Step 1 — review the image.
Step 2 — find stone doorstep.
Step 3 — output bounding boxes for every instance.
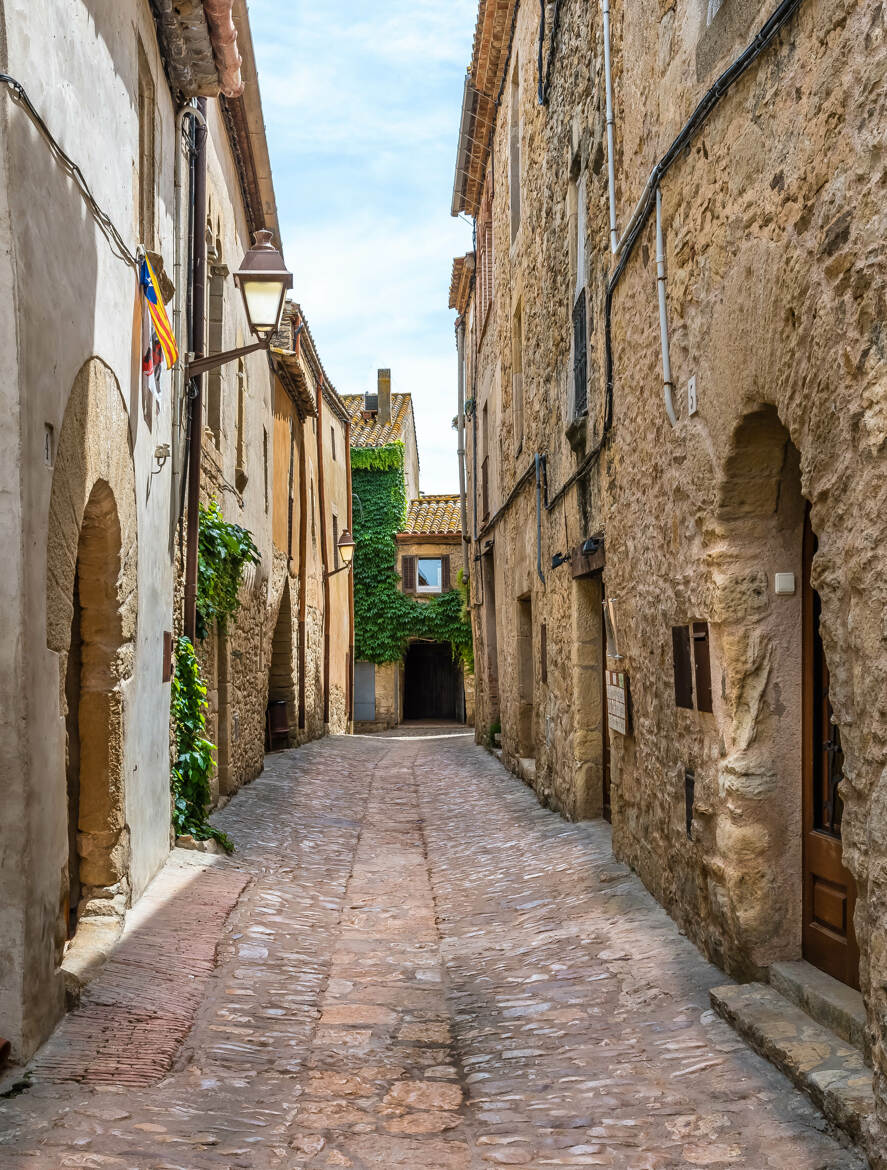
[710,981,874,1145]
[769,960,868,1053]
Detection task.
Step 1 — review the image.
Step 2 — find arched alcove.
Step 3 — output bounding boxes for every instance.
[47,358,137,942]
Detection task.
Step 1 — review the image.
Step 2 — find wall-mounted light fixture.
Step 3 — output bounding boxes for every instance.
[185,230,293,379]
[326,528,355,578]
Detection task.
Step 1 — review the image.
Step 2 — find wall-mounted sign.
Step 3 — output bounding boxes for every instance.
[606,670,631,736]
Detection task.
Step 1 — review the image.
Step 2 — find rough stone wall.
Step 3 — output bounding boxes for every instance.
[465,0,611,821]
[600,0,887,1153]
[459,0,887,1158]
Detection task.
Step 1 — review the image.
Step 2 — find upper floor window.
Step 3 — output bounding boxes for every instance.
[330,424,336,461]
[137,41,155,250]
[573,289,588,418]
[509,59,521,243]
[477,176,494,327]
[512,299,524,450]
[401,554,451,595]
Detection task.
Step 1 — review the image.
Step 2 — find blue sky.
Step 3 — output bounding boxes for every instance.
[249,1,477,494]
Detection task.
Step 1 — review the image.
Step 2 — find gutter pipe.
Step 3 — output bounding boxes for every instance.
[535,453,546,585]
[183,97,207,644]
[172,103,205,554]
[316,376,331,727]
[455,318,470,583]
[656,188,677,427]
[602,0,618,253]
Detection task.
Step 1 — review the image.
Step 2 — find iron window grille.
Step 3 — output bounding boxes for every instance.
[573,288,587,417]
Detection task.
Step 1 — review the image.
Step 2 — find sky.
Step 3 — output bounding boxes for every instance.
[249,1,477,495]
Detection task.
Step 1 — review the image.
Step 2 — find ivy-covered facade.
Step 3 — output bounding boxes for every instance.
[346,388,473,730]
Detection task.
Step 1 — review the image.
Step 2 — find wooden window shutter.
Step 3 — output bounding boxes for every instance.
[692,621,713,713]
[672,625,694,709]
[441,555,451,592]
[402,555,416,592]
[540,622,548,684]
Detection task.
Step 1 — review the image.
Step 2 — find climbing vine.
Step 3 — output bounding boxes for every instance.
[352,443,473,669]
[196,499,260,639]
[170,636,233,852]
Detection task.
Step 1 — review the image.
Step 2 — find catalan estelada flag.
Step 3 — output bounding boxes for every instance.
[140,255,178,368]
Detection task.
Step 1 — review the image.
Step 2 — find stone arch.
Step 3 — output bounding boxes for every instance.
[267,576,296,746]
[47,358,137,935]
[708,403,807,971]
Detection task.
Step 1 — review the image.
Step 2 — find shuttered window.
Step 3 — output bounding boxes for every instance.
[573,288,587,417]
[672,625,694,709]
[692,622,713,713]
[540,622,548,684]
[441,555,451,592]
[673,621,714,712]
[402,555,417,592]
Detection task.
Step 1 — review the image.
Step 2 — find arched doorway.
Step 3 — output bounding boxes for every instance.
[47,358,138,952]
[63,481,130,937]
[715,405,858,987]
[267,578,296,749]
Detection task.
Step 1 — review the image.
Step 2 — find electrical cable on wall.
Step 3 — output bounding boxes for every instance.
[1,73,139,268]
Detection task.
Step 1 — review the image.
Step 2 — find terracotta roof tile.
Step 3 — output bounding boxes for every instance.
[403,495,462,536]
[343,392,413,448]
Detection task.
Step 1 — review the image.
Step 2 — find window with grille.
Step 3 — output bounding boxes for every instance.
[573,288,587,418]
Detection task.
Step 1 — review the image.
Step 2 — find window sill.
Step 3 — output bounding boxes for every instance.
[566,413,587,454]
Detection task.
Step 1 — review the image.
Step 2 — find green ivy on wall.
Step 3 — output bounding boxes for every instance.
[352,442,473,669]
[197,499,260,639]
[171,636,233,852]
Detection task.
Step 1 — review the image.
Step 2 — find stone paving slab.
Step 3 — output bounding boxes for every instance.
[0,729,870,1169]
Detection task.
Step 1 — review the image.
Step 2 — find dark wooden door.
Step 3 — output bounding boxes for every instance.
[404,641,463,721]
[802,509,859,989]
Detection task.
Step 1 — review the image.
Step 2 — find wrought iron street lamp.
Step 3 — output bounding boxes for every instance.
[327,528,355,577]
[185,230,293,379]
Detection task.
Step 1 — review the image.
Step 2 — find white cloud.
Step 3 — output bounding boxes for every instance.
[250,0,477,492]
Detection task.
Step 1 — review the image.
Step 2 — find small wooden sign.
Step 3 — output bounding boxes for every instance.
[606,670,631,736]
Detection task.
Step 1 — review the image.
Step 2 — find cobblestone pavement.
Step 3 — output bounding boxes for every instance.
[0,729,867,1168]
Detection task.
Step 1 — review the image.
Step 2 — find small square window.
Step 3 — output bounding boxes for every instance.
[417,558,442,594]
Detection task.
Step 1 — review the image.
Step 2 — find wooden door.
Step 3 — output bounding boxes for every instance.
[601,600,611,823]
[802,510,859,988]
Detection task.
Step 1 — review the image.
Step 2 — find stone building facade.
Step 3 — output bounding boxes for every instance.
[0,0,246,1061]
[0,0,351,1065]
[348,385,473,731]
[450,0,887,1157]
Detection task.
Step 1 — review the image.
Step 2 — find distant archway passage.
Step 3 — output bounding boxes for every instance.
[267,578,296,749]
[403,641,464,722]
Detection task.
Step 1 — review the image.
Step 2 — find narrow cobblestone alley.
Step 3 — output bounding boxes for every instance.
[0,731,867,1169]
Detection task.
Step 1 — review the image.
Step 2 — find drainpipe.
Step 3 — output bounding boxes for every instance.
[455,318,470,583]
[602,0,618,254]
[297,407,308,732]
[183,97,207,643]
[535,453,546,584]
[655,187,677,427]
[316,376,331,726]
[171,103,206,554]
[345,420,354,724]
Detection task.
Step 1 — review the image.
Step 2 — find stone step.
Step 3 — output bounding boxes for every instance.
[769,960,867,1052]
[710,982,874,1144]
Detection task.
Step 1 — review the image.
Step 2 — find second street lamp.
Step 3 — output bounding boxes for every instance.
[185,230,293,379]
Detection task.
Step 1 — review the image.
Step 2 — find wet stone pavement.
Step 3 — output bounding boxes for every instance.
[0,727,868,1168]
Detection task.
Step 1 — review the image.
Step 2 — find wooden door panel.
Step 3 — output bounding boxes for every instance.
[802,509,859,989]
